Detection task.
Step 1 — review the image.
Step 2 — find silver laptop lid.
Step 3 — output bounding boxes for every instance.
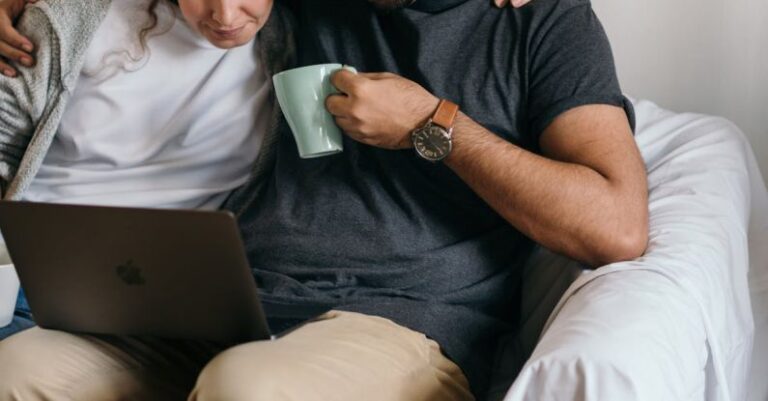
[0,201,270,344]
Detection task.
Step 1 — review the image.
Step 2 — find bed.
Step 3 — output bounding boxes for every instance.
[496,98,768,401]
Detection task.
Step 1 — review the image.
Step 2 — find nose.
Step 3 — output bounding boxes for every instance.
[210,0,236,26]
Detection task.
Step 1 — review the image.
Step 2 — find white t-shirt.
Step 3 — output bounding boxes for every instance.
[23,1,272,210]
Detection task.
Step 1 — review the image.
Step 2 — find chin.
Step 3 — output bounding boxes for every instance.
[206,34,255,49]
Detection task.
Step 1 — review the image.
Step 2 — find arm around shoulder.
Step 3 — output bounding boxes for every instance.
[0,4,64,195]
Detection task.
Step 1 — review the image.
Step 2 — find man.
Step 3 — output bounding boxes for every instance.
[218,0,646,399]
[0,0,646,400]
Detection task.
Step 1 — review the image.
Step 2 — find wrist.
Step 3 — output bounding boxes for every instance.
[414,95,441,131]
[411,99,460,162]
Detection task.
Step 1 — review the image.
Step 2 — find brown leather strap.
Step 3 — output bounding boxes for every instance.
[431,99,459,130]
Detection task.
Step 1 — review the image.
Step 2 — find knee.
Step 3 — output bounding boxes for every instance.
[0,331,49,400]
[190,342,302,401]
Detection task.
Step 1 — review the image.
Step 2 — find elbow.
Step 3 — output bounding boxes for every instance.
[588,222,649,268]
[590,186,650,267]
[609,227,649,263]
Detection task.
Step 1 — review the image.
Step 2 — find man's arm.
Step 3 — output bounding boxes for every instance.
[326,71,648,267]
[446,105,648,267]
[0,0,532,77]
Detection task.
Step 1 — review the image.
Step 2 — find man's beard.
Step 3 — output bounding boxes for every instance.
[368,0,415,11]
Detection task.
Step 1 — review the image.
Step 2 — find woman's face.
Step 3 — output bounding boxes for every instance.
[177,0,273,49]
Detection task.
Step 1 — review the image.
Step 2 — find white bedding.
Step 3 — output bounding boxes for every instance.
[504,99,768,401]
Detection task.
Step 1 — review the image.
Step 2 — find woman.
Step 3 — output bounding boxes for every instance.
[0,0,293,342]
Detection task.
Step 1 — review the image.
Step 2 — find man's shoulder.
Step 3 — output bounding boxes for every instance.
[516,0,600,52]
[11,0,111,94]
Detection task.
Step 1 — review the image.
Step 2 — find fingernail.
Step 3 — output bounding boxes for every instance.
[512,0,526,7]
[20,56,32,66]
[3,69,15,77]
[21,43,33,52]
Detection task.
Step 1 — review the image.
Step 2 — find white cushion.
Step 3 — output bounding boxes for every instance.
[504,99,766,401]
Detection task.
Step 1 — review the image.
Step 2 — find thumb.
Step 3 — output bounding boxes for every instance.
[330,68,365,95]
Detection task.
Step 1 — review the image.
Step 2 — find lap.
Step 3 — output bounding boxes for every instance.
[0,327,221,401]
[0,311,473,401]
[194,310,474,401]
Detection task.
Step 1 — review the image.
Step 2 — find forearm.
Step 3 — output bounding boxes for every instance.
[323,72,648,266]
[445,113,648,267]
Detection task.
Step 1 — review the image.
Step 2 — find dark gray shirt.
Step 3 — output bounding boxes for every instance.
[228,0,634,396]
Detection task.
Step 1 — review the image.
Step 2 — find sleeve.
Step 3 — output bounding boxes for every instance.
[0,6,59,195]
[525,3,635,139]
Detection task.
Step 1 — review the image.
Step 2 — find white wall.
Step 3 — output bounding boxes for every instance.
[592,0,768,182]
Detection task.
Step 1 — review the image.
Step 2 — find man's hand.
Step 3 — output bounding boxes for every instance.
[326,70,439,150]
[0,0,35,77]
[493,0,531,8]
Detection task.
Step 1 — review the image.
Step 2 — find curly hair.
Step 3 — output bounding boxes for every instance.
[141,0,177,52]
[84,0,178,81]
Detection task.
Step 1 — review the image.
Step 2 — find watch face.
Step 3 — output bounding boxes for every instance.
[413,125,452,162]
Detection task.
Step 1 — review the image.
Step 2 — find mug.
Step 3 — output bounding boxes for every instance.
[273,64,357,159]
[0,244,18,327]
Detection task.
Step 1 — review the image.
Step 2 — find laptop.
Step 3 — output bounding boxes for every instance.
[0,201,271,344]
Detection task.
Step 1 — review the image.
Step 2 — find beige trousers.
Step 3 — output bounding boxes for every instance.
[0,311,474,401]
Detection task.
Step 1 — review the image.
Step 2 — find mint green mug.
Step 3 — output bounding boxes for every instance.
[0,244,18,328]
[273,64,357,159]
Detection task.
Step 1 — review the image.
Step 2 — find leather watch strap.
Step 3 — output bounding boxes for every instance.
[431,99,459,130]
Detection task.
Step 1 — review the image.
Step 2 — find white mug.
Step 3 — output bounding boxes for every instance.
[0,244,19,327]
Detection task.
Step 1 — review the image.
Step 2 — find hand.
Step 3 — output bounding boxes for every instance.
[0,0,36,77]
[493,0,531,8]
[326,70,439,150]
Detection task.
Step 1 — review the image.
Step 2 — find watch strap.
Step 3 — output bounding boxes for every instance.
[431,99,459,130]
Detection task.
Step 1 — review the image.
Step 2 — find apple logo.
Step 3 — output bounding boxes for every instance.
[116,260,145,286]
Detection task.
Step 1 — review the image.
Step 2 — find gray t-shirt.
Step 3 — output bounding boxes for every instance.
[227,0,634,396]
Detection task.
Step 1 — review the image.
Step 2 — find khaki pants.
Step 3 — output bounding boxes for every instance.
[0,311,473,401]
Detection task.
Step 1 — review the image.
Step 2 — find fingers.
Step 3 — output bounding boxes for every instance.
[495,0,530,8]
[0,22,32,52]
[325,92,352,117]
[0,39,32,65]
[332,116,356,136]
[326,92,367,139]
[329,68,364,95]
[0,58,15,76]
[0,39,33,77]
[0,0,35,77]
[356,72,397,80]
[327,71,395,117]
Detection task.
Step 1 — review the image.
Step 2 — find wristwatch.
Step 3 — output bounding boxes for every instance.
[411,99,459,162]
